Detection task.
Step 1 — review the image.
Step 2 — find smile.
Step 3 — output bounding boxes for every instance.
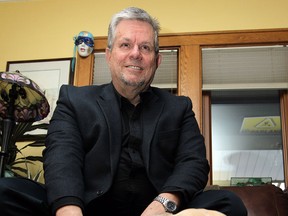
[127,65,143,70]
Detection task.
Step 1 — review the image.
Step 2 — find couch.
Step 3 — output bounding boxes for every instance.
[221,184,288,216]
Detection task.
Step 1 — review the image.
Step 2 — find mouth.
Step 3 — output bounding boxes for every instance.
[126,65,143,71]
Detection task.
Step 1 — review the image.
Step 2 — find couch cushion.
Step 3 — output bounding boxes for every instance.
[222,185,288,216]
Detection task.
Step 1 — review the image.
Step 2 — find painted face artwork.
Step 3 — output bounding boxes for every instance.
[74,31,94,57]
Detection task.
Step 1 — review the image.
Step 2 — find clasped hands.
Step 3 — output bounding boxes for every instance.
[155,209,226,216]
[56,202,225,216]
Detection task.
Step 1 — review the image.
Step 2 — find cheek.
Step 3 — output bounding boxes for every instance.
[108,55,122,74]
[110,54,125,67]
[146,59,158,73]
[88,47,93,54]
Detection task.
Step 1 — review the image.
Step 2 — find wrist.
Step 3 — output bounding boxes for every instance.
[154,195,178,213]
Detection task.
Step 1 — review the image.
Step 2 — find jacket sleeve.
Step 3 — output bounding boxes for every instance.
[43,85,85,213]
[149,95,210,205]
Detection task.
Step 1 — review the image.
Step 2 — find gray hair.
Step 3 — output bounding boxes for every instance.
[107,7,160,53]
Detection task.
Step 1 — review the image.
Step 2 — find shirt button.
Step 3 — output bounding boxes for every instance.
[96,190,103,196]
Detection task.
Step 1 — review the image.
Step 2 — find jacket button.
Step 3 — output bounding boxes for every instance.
[96,190,103,196]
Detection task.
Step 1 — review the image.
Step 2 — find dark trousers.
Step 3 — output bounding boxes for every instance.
[0,177,247,216]
[0,178,49,216]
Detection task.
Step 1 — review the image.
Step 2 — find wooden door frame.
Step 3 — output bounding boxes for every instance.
[280,90,288,187]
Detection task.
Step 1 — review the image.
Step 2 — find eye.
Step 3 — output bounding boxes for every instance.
[120,43,130,49]
[86,40,93,46]
[76,39,84,45]
[140,45,153,53]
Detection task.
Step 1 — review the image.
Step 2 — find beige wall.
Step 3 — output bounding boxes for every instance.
[1,0,288,182]
[1,0,288,71]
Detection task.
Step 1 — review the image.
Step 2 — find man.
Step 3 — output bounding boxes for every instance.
[0,7,247,216]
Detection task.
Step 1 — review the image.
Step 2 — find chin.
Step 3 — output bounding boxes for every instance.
[120,74,145,87]
[79,52,89,57]
[128,81,145,88]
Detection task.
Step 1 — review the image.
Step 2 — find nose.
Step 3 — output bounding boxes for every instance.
[129,45,142,60]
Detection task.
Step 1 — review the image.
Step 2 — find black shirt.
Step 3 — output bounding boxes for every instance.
[112,86,154,182]
[107,87,158,214]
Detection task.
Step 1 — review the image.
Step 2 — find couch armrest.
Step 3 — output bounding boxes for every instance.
[221,185,288,216]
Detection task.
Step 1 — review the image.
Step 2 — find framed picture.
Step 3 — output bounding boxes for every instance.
[6,58,73,138]
[230,177,272,186]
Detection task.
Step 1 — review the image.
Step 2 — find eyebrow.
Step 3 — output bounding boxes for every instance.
[118,37,153,46]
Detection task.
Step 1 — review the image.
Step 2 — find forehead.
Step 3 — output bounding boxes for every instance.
[115,20,154,42]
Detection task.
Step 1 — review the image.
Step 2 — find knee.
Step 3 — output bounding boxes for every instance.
[0,177,46,199]
[189,189,247,216]
[0,178,13,195]
[221,190,247,216]
[0,177,49,216]
[0,178,15,207]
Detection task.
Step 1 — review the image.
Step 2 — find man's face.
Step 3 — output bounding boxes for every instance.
[106,20,161,91]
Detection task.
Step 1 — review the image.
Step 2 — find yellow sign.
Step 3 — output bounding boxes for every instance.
[240,116,281,134]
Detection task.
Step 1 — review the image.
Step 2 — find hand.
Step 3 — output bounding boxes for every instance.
[153,213,173,216]
[140,199,167,216]
[175,209,226,216]
[141,192,181,216]
[56,205,83,216]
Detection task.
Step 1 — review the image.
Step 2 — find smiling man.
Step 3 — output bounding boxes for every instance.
[0,7,247,216]
[106,18,161,105]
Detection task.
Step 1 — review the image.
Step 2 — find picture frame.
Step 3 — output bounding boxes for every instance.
[230,177,272,186]
[6,58,73,139]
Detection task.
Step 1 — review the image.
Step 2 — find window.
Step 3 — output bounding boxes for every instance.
[202,45,288,189]
[93,49,178,93]
[210,90,285,189]
[202,46,288,90]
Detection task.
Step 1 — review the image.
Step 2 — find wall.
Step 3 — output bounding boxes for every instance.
[1,0,288,71]
[1,0,288,182]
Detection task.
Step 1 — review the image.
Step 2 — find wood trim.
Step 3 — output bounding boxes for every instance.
[280,90,288,187]
[74,53,94,86]
[159,28,288,46]
[202,92,212,185]
[179,45,202,127]
[75,28,288,88]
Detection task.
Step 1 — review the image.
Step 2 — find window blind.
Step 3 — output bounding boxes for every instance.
[202,46,288,90]
[93,49,178,89]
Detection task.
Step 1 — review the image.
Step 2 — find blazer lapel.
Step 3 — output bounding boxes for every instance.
[96,84,165,172]
[97,84,122,174]
[141,94,164,170]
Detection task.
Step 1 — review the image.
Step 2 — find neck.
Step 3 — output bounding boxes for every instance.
[113,82,148,106]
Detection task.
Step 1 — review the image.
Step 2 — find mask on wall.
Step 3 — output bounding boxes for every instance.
[74,31,94,57]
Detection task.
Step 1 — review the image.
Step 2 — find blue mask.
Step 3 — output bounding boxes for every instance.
[75,36,94,47]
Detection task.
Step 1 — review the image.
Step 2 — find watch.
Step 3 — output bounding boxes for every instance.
[154,195,178,213]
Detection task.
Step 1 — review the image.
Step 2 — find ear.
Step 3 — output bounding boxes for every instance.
[156,53,162,69]
[105,48,111,63]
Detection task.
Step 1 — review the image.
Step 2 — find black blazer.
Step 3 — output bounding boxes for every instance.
[43,83,209,208]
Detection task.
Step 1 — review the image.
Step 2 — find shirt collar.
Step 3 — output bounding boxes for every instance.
[112,84,154,108]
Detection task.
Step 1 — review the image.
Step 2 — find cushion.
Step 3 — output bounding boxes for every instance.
[222,185,288,216]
